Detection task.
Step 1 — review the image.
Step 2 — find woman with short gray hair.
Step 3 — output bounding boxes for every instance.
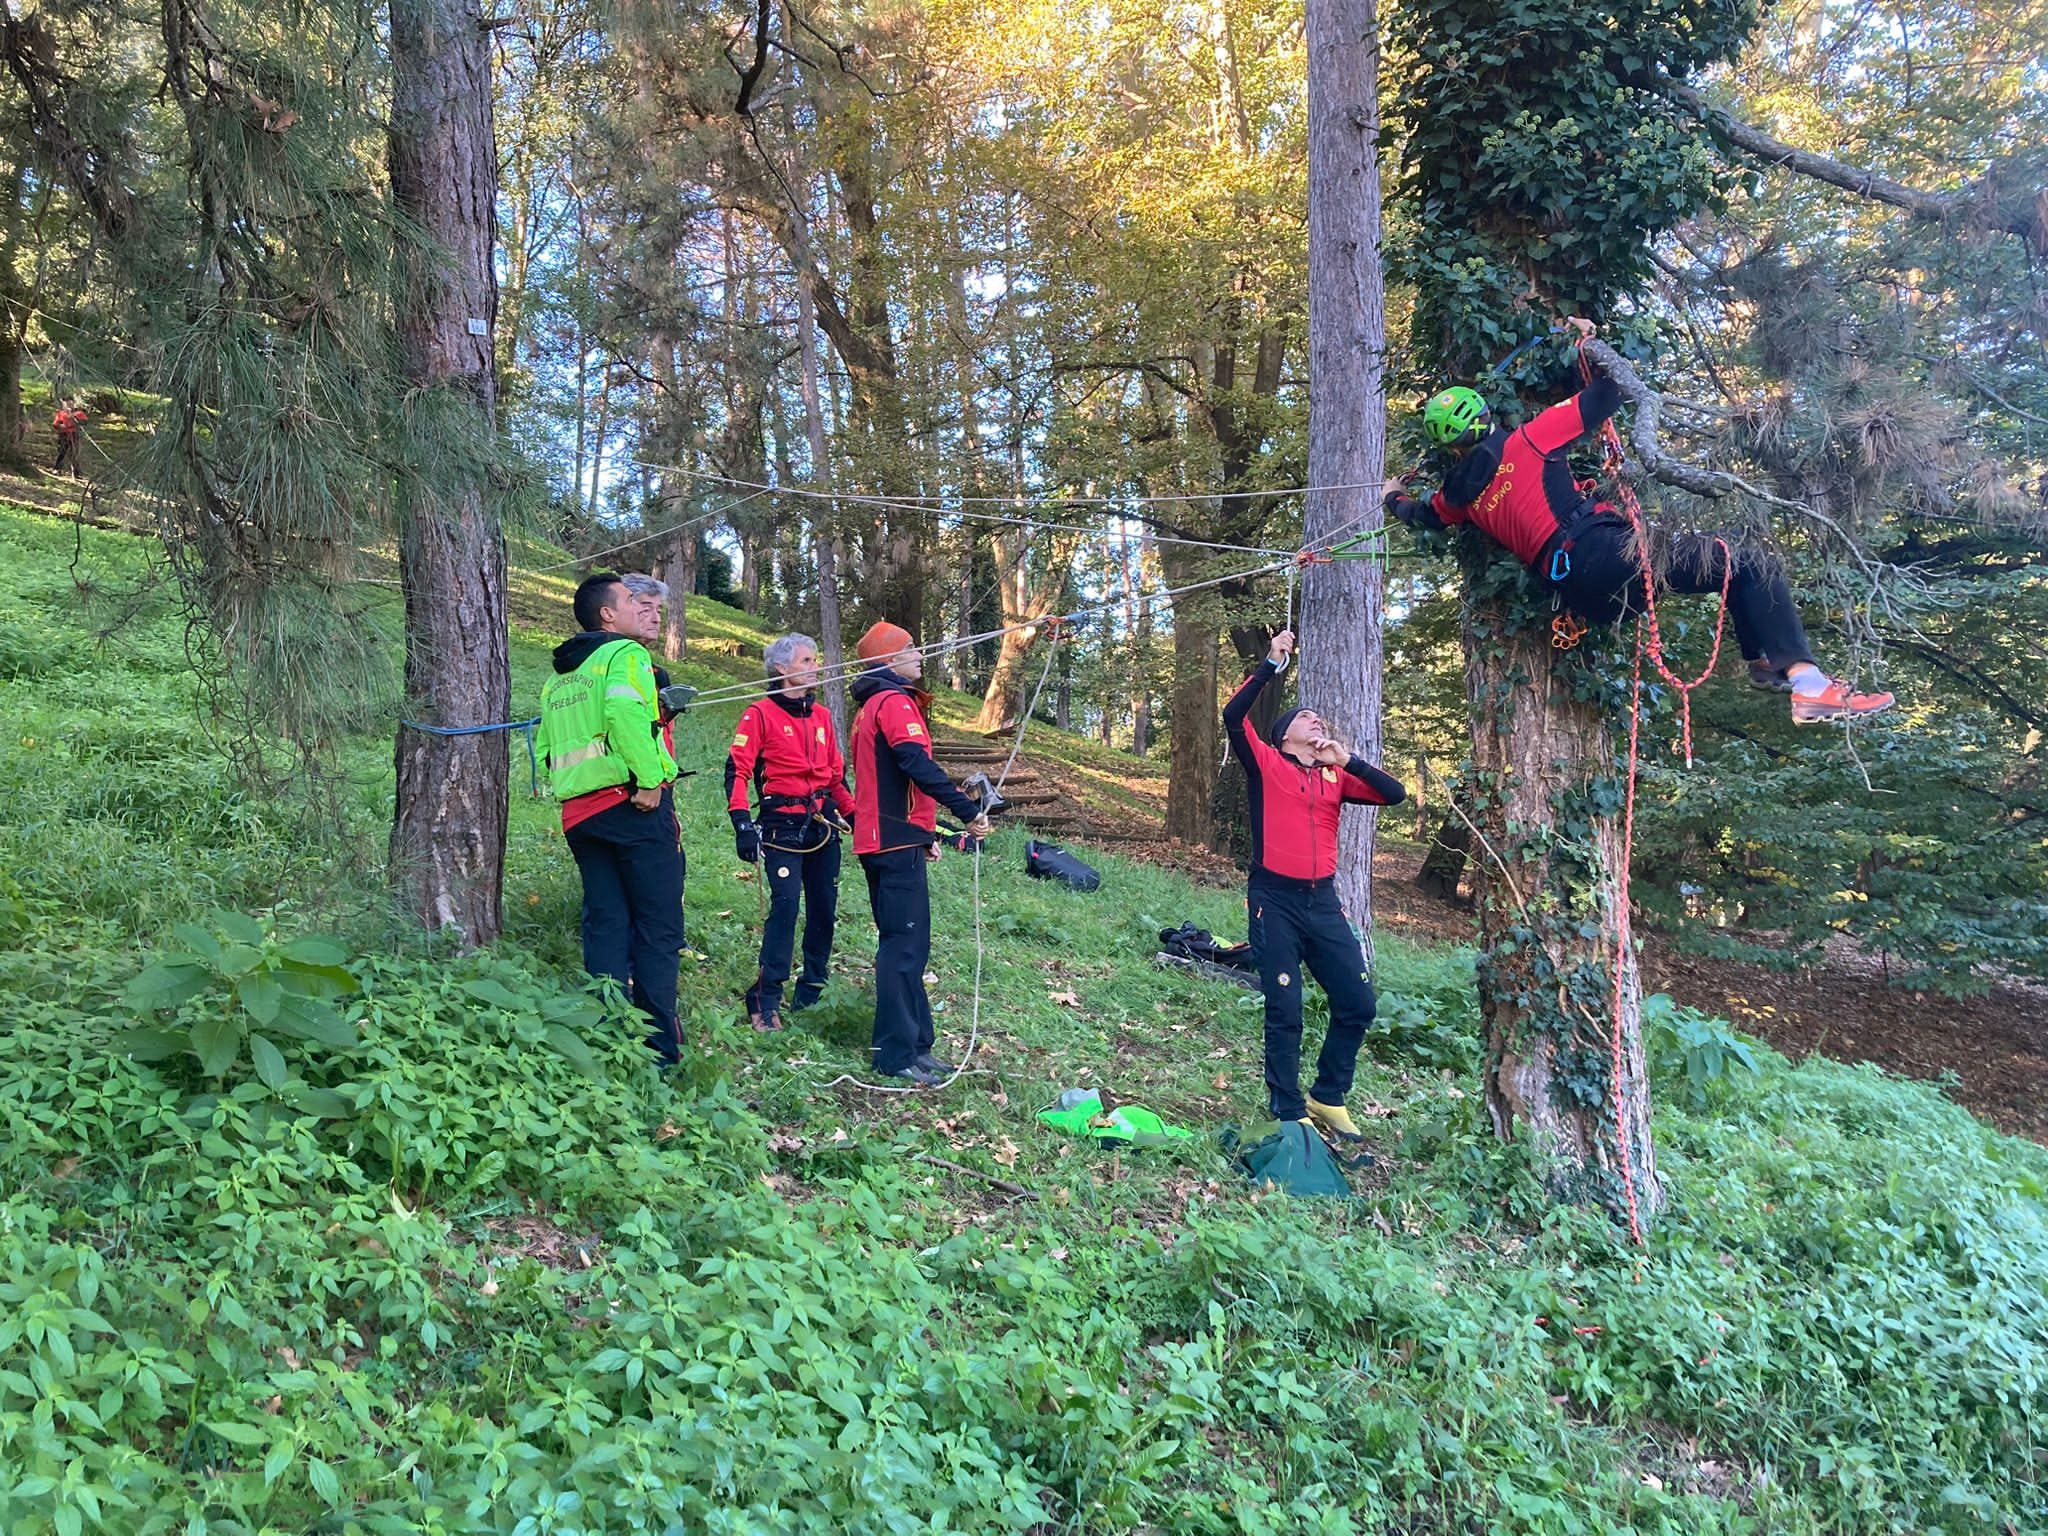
[724,633,853,1031]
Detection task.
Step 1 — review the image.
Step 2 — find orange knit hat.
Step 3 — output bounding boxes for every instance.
[855,621,915,663]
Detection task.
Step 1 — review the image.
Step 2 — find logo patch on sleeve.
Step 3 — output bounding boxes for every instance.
[732,732,748,746]
[907,723,923,736]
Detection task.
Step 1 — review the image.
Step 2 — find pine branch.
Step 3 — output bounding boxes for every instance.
[0,0,142,244]
[1659,76,2047,255]
[1576,337,1925,629]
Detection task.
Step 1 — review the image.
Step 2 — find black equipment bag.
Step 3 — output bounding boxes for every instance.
[1157,921,1255,973]
[1026,838,1101,892]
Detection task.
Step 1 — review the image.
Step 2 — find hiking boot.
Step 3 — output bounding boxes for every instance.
[883,1061,946,1088]
[791,988,824,1012]
[914,1051,956,1076]
[1305,1096,1367,1142]
[1748,663,1794,693]
[1791,680,1896,725]
[752,1010,784,1034]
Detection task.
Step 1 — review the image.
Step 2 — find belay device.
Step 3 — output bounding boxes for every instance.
[1025,838,1100,892]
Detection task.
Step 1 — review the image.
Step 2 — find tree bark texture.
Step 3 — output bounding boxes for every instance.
[1415,812,1471,903]
[387,0,509,947]
[797,281,848,740]
[1463,582,1663,1222]
[1163,543,1221,847]
[1301,0,1388,954]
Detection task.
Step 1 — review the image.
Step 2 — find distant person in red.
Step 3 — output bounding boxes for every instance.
[51,400,87,477]
[1386,317,1892,726]
[848,622,991,1087]
[725,632,855,1034]
[1223,628,1406,1143]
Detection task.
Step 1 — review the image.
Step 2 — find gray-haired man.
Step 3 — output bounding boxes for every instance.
[620,572,692,949]
[723,633,853,1032]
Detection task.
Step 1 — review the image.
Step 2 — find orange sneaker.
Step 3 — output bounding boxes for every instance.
[1792,680,1896,725]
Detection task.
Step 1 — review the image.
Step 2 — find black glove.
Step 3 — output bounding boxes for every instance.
[731,811,760,864]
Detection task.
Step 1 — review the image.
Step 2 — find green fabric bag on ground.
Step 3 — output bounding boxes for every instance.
[1221,1120,1354,1198]
[1037,1091,1194,1148]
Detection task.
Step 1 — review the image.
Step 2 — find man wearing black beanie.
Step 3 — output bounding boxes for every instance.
[1221,628,1407,1140]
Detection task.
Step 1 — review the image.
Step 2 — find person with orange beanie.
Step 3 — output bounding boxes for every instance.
[848,622,991,1087]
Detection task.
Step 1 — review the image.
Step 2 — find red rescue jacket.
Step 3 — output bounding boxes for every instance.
[1429,375,1622,567]
[1222,661,1405,883]
[724,692,855,820]
[849,668,980,855]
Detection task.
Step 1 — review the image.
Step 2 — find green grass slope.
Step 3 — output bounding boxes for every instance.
[2,503,2046,1535]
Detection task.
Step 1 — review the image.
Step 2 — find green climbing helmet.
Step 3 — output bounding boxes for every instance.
[1423,386,1491,448]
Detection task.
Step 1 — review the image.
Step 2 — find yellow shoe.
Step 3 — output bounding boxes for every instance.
[1305,1096,1365,1142]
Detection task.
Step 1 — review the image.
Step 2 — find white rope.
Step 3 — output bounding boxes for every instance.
[999,631,1064,792]
[810,838,990,1098]
[634,458,1396,515]
[524,491,770,573]
[678,552,1293,712]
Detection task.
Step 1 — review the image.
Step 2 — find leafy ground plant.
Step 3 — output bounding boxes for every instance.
[2,504,2045,1534]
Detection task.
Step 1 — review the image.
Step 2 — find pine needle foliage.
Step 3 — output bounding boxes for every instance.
[1,0,497,758]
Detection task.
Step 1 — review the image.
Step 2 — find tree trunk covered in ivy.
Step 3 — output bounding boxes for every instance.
[387,0,509,946]
[1461,553,1660,1216]
[1389,0,1759,1227]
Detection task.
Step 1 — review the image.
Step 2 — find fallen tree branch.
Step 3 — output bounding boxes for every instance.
[912,1153,1037,1201]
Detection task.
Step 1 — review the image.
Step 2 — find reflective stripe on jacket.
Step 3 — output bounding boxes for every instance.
[534,635,676,802]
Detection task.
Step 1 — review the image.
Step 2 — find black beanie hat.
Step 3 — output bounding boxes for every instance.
[1268,706,1310,750]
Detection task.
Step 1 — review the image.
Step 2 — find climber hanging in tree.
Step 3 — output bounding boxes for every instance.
[1384,317,1894,725]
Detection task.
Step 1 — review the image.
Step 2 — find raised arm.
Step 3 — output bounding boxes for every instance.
[1222,629,1293,771]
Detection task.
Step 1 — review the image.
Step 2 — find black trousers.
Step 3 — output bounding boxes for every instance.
[860,846,935,1074]
[1248,870,1376,1122]
[53,434,79,475]
[565,798,685,1063]
[748,817,842,1020]
[1550,520,1816,671]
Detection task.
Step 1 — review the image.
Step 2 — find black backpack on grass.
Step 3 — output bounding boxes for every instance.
[1026,838,1101,892]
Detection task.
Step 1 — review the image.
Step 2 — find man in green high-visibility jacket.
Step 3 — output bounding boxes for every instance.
[535,571,685,1063]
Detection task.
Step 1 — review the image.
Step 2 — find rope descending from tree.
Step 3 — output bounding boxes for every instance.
[1581,344,1732,1249]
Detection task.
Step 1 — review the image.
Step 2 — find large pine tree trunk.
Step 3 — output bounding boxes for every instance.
[1301,0,1388,950]
[387,0,509,946]
[1464,586,1662,1222]
[0,160,24,468]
